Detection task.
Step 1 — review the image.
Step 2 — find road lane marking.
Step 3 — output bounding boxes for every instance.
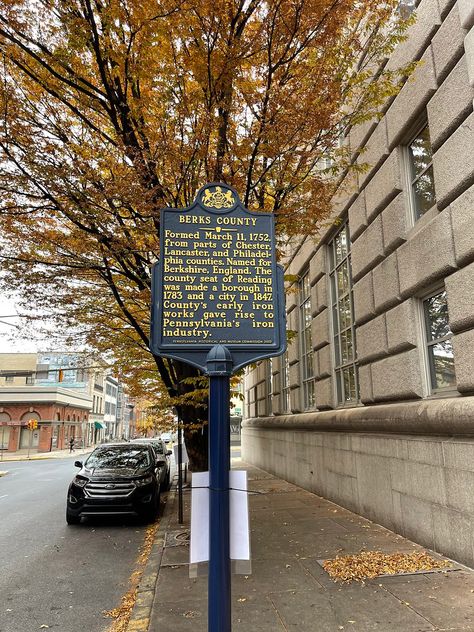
[0,494,8,499]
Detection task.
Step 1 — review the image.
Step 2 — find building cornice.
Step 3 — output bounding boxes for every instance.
[243,397,474,437]
[0,387,92,409]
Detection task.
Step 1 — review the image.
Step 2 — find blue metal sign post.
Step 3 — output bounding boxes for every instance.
[207,345,233,632]
[150,183,286,632]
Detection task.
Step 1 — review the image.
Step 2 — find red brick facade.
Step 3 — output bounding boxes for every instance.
[0,402,89,453]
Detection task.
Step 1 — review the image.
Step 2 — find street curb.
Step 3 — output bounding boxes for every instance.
[125,484,177,632]
[0,448,91,463]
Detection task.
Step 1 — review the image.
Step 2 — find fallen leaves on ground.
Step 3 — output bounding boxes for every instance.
[322,551,451,583]
[104,520,160,632]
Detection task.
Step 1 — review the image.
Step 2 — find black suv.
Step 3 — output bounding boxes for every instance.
[130,438,172,490]
[66,443,165,524]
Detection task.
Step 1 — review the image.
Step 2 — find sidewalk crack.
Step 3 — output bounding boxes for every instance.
[381,583,436,628]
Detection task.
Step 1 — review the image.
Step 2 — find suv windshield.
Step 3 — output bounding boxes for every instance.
[132,439,165,455]
[85,446,151,469]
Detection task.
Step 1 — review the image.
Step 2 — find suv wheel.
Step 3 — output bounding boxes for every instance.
[143,489,160,523]
[66,508,81,525]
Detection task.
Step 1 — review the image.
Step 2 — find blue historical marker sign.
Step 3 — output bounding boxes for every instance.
[150,183,286,373]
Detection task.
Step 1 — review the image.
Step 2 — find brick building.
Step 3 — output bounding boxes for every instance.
[0,352,119,452]
[243,0,474,566]
[0,386,91,453]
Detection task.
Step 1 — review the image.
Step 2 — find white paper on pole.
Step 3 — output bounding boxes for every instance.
[182,443,189,464]
[190,470,250,564]
[230,470,250,561]
[190,471,209,564]
[173,442,189,465]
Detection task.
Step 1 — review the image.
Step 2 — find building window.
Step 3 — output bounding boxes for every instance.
[280,351,290,413]
[398,0,415,18]
[247,385,257,418]
[5,375,14,383]
[329,223,359,405]
[407,124,436,220]
[423,289,456,391]
[266,360,273,416]
[299,272,315,409]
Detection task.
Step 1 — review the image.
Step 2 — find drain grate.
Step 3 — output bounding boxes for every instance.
[315,554,460,583]
[165,529,190,547]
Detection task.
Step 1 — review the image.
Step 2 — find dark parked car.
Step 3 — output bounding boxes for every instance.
[66,443,166,525]
[130,438,172,490]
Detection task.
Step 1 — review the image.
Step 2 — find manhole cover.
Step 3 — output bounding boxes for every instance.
[165,529,190,547]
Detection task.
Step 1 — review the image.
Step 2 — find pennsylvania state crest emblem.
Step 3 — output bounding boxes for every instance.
[201,186,235,209]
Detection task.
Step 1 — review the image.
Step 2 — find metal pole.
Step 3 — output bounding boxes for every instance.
[208,372,231,632]
[1,425,5,462]
[177,419,183,524]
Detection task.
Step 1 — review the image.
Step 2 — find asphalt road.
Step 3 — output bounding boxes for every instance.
[0,456,150,632]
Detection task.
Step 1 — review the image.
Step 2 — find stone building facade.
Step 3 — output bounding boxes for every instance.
[242,0,474,566]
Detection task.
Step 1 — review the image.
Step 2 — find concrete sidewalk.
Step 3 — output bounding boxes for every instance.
[132,458,474,632]
[0,446,92,463]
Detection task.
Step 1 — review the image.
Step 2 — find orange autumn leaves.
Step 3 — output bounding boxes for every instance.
[0,0,412,413]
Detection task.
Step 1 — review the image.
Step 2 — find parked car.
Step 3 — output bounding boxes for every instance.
[66,443,166,525]
[130,437,172,490]
[160,431,172,444]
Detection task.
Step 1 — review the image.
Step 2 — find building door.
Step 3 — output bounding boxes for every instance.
[19,427,40,449]
[0,413,11,449]
[0,426,10,449]
[51,425,59,448]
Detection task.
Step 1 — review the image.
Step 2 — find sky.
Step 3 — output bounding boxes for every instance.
[0,294,43,353]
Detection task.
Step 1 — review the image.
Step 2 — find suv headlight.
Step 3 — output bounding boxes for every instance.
[135,474,153,487]
[73,476,88,487]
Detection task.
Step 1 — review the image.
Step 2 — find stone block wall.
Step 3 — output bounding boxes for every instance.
[346,0,474,404]
[243,0,474,566]
[242,422,474,568]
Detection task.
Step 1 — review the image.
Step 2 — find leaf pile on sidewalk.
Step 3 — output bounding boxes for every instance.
[322,550,451,583]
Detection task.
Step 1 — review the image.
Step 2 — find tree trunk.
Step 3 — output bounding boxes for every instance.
[175,360,209,472]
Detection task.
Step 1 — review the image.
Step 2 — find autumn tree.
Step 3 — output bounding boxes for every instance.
[0,0,411,469]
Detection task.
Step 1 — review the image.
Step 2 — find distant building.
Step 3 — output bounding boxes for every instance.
[104,375,119,440]
[88,368,107,445]
[0,386,91,453]
[243,0,474,568]
[116,383,133,440]
[0,352,121,452]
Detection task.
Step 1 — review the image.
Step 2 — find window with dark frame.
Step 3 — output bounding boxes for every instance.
[398,0,416,18]
[280,350,291,413]
[266,359,273,416]
[329,223,359,405]
[423,289,456,391]
[407,124,436,220]
[299,273,315,409]
[246,384,257,419]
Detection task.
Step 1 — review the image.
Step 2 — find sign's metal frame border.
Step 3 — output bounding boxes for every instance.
[150,183,286,373]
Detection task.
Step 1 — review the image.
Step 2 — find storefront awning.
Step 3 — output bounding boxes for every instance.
[94,421,106,430]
